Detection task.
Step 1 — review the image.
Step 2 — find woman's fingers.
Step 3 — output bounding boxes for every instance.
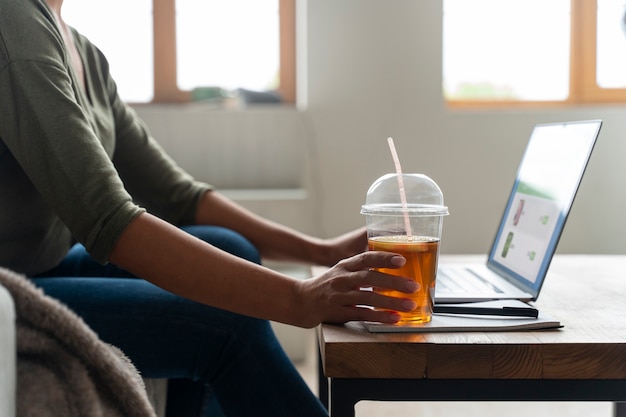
[295,251,420,327]
[334,251,417,293]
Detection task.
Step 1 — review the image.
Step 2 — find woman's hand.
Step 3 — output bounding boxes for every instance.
[292,251,418,328]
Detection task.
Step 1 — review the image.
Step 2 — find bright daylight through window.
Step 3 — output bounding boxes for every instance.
[597,0,626,88]
[176,0,279,93]
[62,0,280,103]
[443,0,570,102]
[443,0,626,105]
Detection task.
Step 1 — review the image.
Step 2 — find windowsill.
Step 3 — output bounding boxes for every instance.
[444,100,626,110]
[130,101,299,112]
[218,188,308,201]
[129,89,296,110]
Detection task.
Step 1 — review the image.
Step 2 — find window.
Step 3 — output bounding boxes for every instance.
[62,0,295,104]
[63,0,153,102]
[443,0,626,106]
[593,0,626,95]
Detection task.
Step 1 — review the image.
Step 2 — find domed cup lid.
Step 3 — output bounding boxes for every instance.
[360,173,449,217]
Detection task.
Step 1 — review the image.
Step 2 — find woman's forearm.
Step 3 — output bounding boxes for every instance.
[193,190,365,266]
[109,212,304,325]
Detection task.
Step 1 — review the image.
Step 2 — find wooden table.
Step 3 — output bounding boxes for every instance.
[316,255,626,417]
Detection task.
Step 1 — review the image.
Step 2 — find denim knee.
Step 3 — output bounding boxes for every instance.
[181,225,261,265]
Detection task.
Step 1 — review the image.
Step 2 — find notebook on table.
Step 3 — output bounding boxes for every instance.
[363,299,563,333]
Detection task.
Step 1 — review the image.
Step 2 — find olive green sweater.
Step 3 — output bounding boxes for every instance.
[0,0,211,275]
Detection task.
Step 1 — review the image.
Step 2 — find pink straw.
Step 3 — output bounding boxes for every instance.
[387,138,413,238]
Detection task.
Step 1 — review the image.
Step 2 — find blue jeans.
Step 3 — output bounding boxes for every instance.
[31,225,327,417]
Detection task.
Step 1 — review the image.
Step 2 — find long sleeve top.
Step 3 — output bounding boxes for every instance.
[0,0,212,275]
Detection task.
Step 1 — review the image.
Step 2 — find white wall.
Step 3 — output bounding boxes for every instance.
[135,0,626,255]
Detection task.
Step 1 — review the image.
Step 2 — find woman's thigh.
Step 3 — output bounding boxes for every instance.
[36,225,261,279]
[30,277,267,377]
[31,276,324,415]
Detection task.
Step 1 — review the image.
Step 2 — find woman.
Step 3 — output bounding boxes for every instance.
[0,0,418,415]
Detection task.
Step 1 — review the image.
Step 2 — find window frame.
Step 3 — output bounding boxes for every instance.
[151,0,295,104]
[447,0,626,108]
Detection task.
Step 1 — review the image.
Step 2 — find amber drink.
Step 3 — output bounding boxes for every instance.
[361,173,448,325]
[369,235,440,323]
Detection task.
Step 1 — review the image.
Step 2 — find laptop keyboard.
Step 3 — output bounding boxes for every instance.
[437,268,505,294]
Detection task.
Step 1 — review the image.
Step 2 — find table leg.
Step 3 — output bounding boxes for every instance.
[328,379,357,417]
[317,348,328,409]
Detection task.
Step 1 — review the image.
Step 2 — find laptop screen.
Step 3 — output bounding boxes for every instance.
[487,120,602,298]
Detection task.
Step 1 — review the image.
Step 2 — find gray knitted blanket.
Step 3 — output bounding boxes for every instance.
[0,267,156,417]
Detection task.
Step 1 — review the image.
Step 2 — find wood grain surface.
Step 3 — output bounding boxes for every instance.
[317,255,626,380]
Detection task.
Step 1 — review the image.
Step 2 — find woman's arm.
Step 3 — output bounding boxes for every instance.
[109,212,417,328]
[194,190,367,267]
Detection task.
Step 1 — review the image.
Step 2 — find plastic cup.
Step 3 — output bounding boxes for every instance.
[361,173,448,324]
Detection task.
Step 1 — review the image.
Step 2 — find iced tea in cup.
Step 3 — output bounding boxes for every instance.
[361,173,448,324]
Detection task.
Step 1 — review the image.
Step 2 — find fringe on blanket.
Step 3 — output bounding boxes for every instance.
[0,267,156,417]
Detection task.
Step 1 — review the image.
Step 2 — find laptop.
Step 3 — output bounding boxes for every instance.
[435,120,602,304]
